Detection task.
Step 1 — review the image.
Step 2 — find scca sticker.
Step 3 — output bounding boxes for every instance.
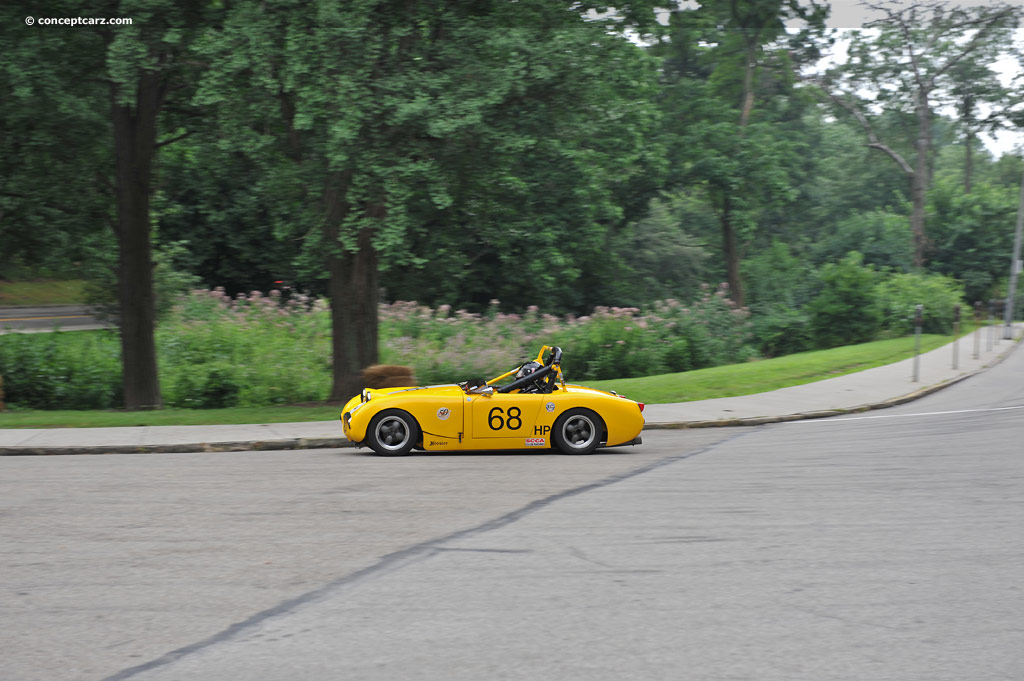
[437,407,450,421]
[545,402,555,412]
[525,438,546,447]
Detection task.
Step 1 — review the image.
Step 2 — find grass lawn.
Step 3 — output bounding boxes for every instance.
[587,332,970,404]
[0,329,984,429]
[0,280,86,306]
[0,404,342,429]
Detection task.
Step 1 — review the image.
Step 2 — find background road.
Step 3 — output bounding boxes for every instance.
[0,305,109,333]
[2,344,1022,681]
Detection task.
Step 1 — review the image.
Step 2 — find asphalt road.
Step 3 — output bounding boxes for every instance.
[2,345,1022,681]
[0,305,108,333]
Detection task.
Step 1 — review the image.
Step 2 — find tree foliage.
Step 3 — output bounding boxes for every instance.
[3,0,1024,400]
[655,0,827,306]
[191,0,663,399]
[814,0,1021,267]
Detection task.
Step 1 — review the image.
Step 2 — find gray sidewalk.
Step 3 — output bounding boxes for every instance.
[645,323,1024,427]
[1,324,1021,455]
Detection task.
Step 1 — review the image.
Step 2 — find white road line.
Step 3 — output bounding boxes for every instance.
[788,404,1024,424]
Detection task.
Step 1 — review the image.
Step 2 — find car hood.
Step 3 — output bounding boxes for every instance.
[365,384,464,399]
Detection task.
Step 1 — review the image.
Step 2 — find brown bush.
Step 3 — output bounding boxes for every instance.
[361,365,416,389]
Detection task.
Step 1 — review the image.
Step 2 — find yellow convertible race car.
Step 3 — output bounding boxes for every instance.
[341,346,645,456]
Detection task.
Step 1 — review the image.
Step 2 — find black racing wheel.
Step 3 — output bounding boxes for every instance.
[552,408,603,455]
[366,409,420,456]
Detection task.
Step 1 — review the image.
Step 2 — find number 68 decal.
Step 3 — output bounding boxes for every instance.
[488,406,522,431]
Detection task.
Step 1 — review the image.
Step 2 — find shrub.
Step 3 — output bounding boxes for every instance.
[749,304,813,357]
[807,252,881,348]
[875,272,965,335]
[0,331,122,409]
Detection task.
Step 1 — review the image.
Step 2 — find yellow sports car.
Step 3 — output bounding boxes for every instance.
[341,346,645,456]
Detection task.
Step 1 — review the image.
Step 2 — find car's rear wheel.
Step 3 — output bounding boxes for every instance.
[552,408,603,455]
[366,409,419,456]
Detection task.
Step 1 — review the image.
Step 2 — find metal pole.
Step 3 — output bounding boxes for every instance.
[913,304,923,382]
[995,300,1003,345]
[1006,162,1024,340]
[987,300,994,352]
[952,304,960,370]
[974,301,982,359]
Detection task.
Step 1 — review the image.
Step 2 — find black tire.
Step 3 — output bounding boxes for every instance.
[552,408,604,455]
[366,409,420,457]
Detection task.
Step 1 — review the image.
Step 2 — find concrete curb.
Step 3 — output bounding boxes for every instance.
[1,336,1019,456]
[0,437,354,457]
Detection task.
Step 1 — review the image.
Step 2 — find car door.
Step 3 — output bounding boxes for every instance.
[469,392,543,444]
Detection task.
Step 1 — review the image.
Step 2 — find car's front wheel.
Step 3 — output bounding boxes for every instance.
[552,408,603,455]
[366,409,420,456]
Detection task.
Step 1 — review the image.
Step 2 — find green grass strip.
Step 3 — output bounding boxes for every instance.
[588,333,966,404]
[0,405,342,429]
[0,280,86,306]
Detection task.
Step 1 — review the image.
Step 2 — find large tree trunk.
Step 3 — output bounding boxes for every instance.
[739,43,756,129]
[722,45,757,307]
[962,95,975,194]
[111,72,162,410]
[719,196,744,308]
[323,174,380,403]
[910,94,931,269]
[964,127,974,194]
[327,229,379,402]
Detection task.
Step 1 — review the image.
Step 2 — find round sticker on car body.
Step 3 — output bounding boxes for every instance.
[437,407,451,421]
[546,402,555,412]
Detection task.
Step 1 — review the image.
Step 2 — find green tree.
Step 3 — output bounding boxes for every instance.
[0,7,110,278]
[2,1,222,409]
[612,192,710,303]
[655,0,827,306]
[813,1,1020,268]
[105,1,225,409]
[153,138,308,296]
[926,176,1018,302]
[380,18,665,314]
[943,34,1021,193]
[197,0,662,399]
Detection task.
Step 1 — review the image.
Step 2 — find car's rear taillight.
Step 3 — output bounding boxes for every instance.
[638,402,645,412]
